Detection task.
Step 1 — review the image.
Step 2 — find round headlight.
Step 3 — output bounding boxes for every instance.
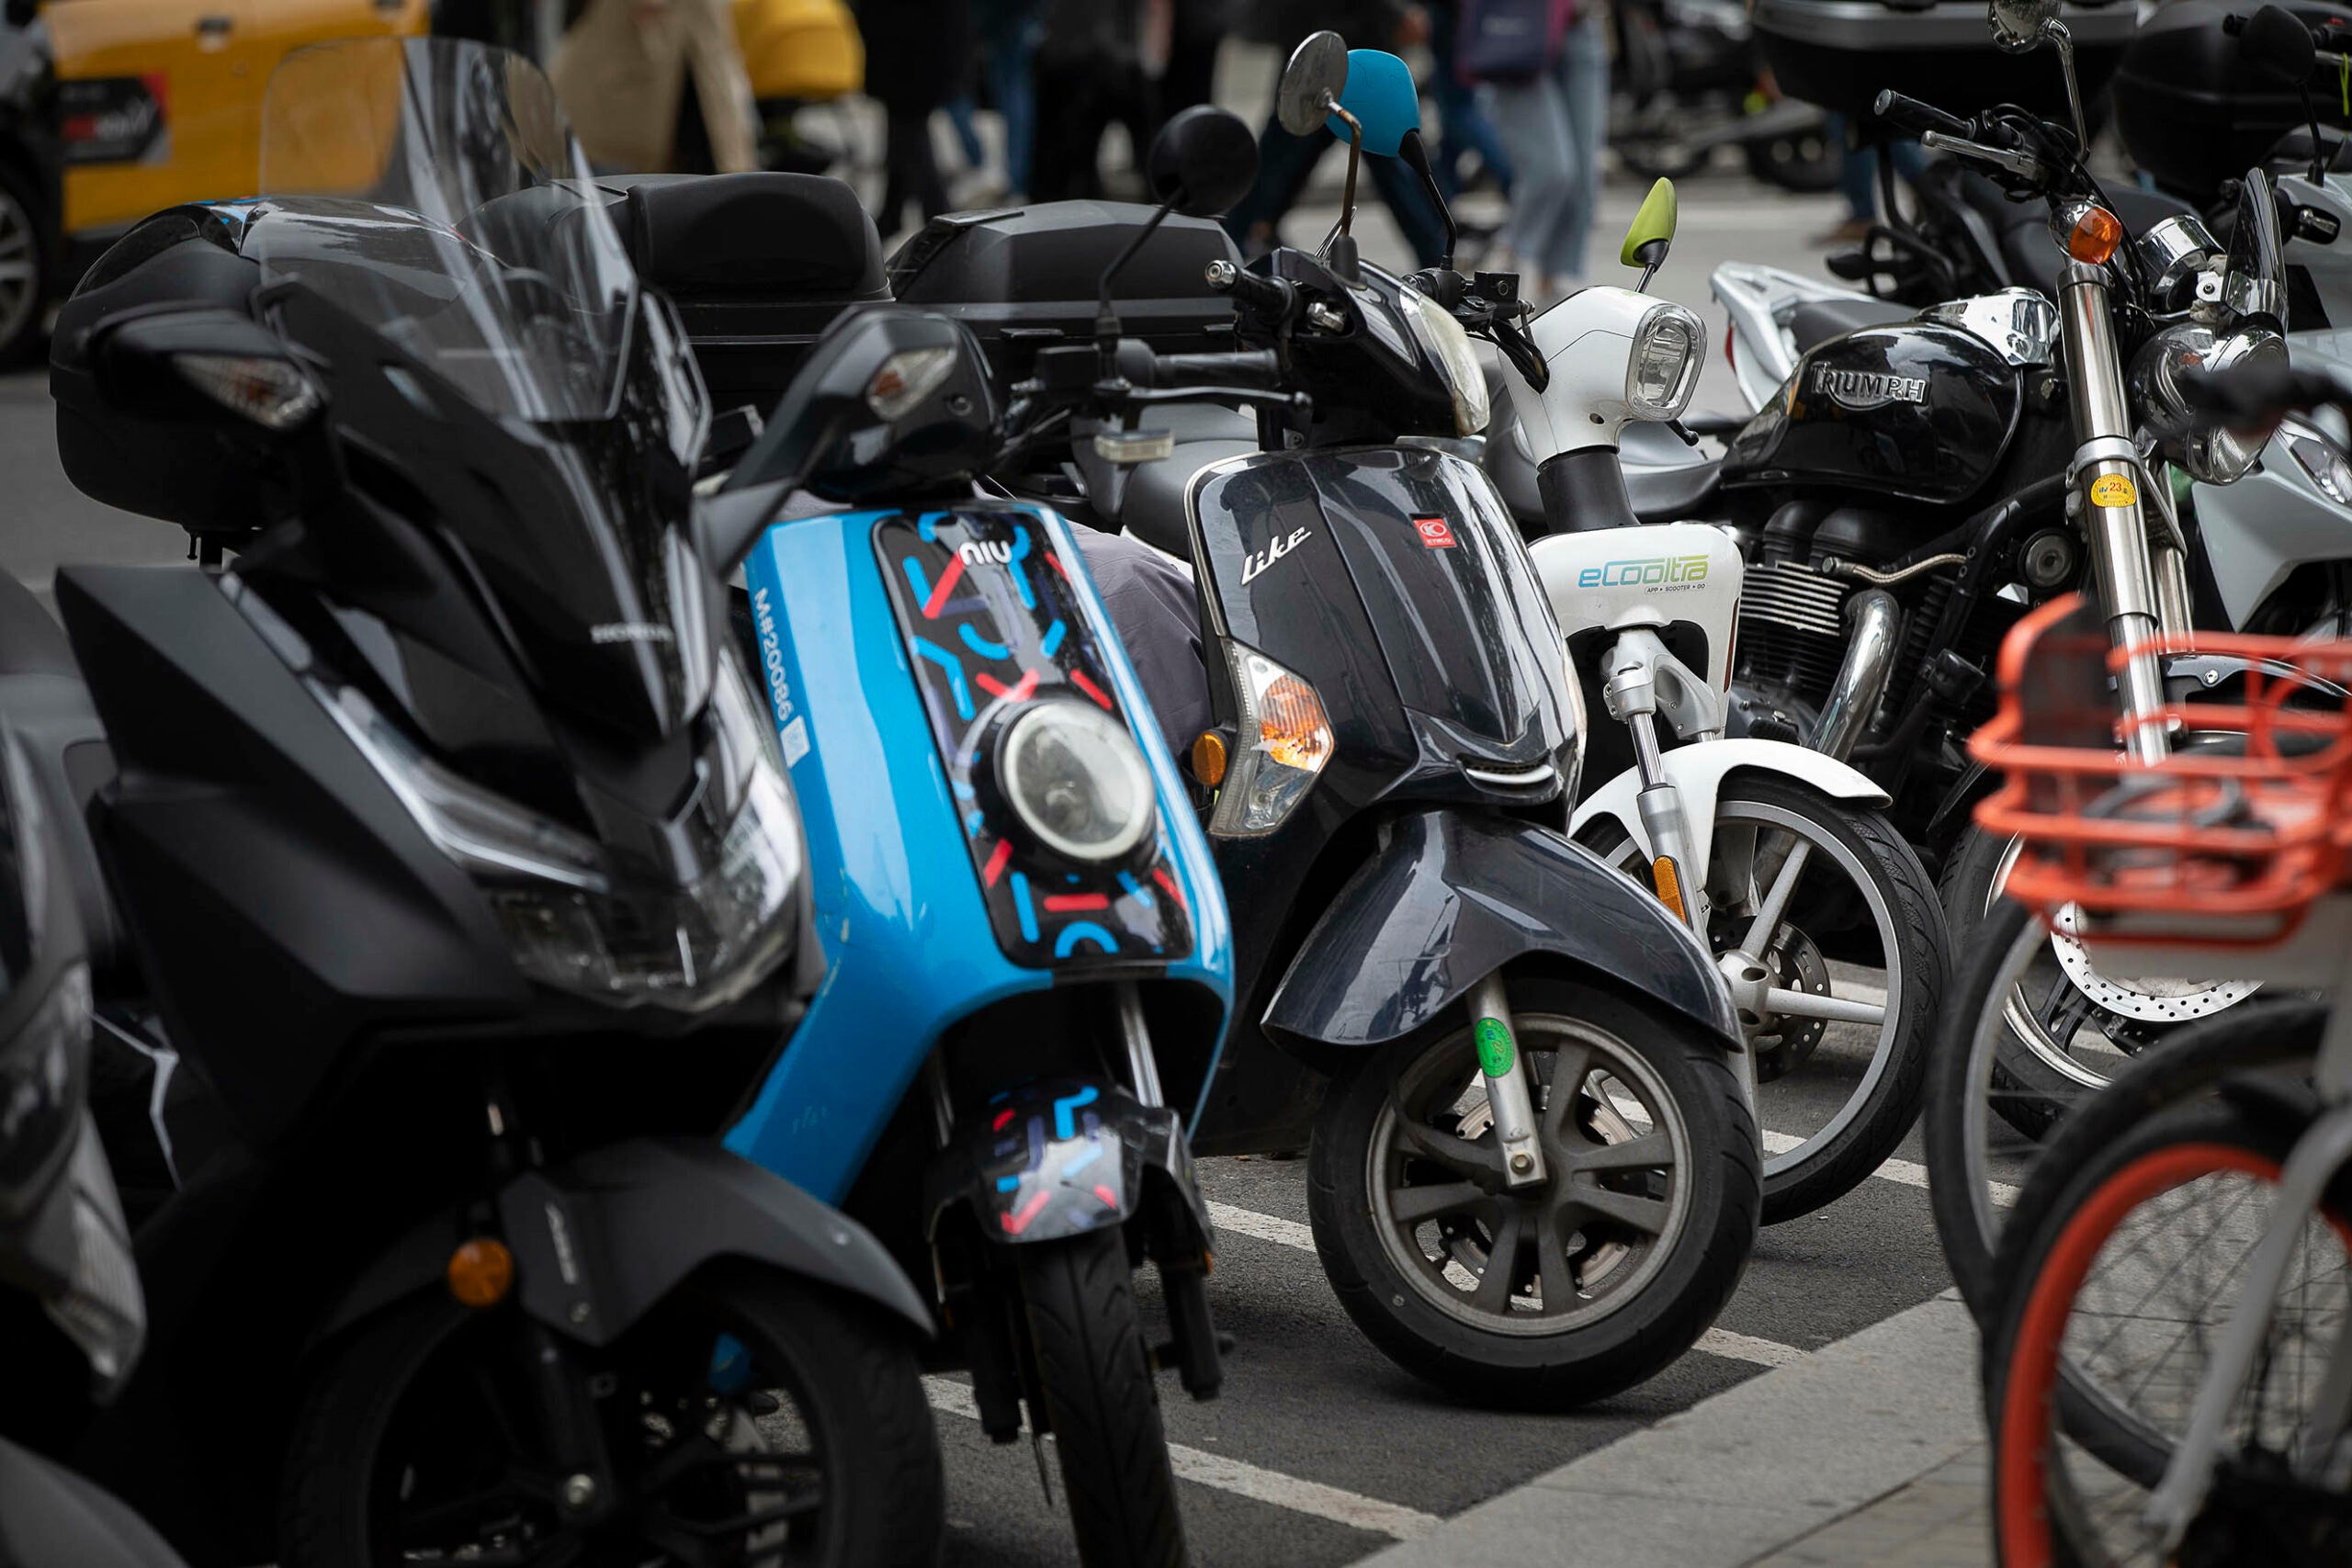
[2132,323,2288,484]
[1626,302,1705,422]
[1398,282,1491,436]
[997,701,1156,863]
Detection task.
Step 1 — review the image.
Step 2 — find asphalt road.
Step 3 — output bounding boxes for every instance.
[0,144,1987,1565]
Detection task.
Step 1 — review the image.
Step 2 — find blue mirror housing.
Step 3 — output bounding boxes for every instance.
[1329,49,1419,156]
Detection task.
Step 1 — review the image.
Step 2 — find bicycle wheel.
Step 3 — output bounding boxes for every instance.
[1985,1092,2352,1567]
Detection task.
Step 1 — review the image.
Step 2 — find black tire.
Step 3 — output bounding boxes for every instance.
[281,1261,944,1568]
[1589,775,1946,1224]
[1306,978,1758,1410]
[0,160,47,366]
[1016,1227,1185,1568]
[1742,129,1841,193]
[1984,1043,2344,1562]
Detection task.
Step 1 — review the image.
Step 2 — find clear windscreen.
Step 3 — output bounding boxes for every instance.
[251,37,637,420]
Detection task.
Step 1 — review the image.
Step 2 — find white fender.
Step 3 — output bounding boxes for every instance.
[1568,739,1890,892]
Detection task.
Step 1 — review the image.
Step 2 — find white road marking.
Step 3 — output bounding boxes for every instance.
[923,1376,1442,1540]
[1204,1202,1808,1368]
[1758,1130,2019,1208]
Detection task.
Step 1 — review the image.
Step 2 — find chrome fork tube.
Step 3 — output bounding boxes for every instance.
[2060,262,2170,762]
[1114,981,1165,1109]
[1465,972,1546,1189]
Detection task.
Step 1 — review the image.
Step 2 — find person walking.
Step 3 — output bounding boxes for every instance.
[1424,0,1513,200]
[1473,0,1607,306]
[1221,1,1449,269]
[863,0,976,235]
[550,0,763,175]
[1028,0,1157,202]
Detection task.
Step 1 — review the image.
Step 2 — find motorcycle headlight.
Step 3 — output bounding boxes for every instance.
[995,700,1156,864]
[2132,322,2288,484]
[2285,424,2352,505]
[229,580,804,1012]
[1209,642,1334,839]
[1626,302,1705,422]
[1399,282,1491,436]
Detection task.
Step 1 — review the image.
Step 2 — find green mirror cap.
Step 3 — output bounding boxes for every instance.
[1621,178,1679,268]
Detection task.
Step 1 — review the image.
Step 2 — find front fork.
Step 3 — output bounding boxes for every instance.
[2060,262,2185,764]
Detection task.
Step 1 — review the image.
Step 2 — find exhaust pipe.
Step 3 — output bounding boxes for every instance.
[1811,589,1899,762]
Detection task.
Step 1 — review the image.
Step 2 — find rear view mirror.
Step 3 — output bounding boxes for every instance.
[1330,49,1419,156]
[1145,107,1260,219]
[1276,30,1348,137]
[92,309,324,434]
[1621,178,1678,289]
[2242,4,2318,86]
[1988,0,2059,51]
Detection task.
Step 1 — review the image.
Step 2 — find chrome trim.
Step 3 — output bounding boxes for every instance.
[1461,761,1558,788]
[2132,215,2219,302]
[1920,288,2060,367]
[1811,589,1899,762]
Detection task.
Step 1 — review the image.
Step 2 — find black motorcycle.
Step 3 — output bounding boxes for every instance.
[929,46,1761,1409]
[1612,0,1839,191]
[6,38,942,1567]
[0,716,184,1568]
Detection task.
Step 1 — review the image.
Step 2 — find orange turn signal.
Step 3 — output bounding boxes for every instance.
[2065,206,2125,265]
[1651,856,1690,923]
[447,1236,515,1309]
[1258,675,1334,772]
[1192,729,1228,786]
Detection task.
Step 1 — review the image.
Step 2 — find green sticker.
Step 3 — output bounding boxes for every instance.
[1474,1018,1515,1077]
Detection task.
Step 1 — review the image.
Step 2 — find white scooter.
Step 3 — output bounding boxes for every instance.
[1490,185,1951,1224]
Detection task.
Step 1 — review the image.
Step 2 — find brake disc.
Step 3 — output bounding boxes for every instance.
[2048,904,2261,1024]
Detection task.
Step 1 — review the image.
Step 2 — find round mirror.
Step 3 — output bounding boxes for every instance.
[2241,4,2318,87]
[1277,30,1348,137]
[1988,0,2058,51]
[1147,106,1261,219]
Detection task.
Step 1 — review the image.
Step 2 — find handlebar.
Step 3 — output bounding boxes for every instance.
[2184,360,2351,426]
[1203,259,1295,324]
[1111,340,1283,391]
[1872,89,1973,141]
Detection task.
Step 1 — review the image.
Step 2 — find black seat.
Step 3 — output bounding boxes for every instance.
[1788,297,1913,354]
[1624,456,1724,524]
[0,574,122,976]
[1094,403,1261,558]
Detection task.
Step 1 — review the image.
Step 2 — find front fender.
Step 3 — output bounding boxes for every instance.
[924,1078,1212,1256]
[1569,738,1890,893]
[316,1139,933,1351]
[1261,810,1740,1055]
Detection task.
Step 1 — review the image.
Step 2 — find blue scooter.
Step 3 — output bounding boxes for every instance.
[709,110,1260,1568]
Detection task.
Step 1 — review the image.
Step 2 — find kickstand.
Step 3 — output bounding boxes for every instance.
[1030,1427,1056,1506]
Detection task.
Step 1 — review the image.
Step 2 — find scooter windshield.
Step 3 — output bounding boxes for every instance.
[249,37,636,422]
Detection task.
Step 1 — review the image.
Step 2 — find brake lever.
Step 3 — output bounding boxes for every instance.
[1920,129,2050,186]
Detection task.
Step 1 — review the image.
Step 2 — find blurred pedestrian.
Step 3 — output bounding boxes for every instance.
[1029,0,1157,202]
[1424,0,1513,200]
[550,0,763,174]
[1815,112,1925,244]
[1471,0,1606,305]
[863,0,976,234]
[1159,0,1229,122]
[1222,2,1449,269]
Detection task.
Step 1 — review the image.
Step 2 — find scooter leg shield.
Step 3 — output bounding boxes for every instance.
[922,1077,1213,1258]
[314,1138,933,1350]
[1261,810,1741,1059]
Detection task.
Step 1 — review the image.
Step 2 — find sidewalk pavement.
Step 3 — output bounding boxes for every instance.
[1352,1291,1991,1568]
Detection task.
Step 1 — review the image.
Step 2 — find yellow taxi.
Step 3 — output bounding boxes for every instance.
[0,0,424,358]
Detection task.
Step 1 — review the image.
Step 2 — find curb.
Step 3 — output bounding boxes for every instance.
[1351,1290,1983,1568]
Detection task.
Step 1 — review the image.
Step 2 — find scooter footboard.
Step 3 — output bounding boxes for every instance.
[923,1077,1213,1258]
[1261,809,1741,1059]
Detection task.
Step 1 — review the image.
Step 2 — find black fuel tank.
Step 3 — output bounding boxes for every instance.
[1723,323,2023,508]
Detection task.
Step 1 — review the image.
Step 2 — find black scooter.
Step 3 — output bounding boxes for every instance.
[986,40,1759,1409]
[4,38,942,1567]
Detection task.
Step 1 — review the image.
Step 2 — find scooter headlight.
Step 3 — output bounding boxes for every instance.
[997,700,1156,864]
[1399,282,1491,436]
[1210,642,1334,839]
[1625,302,1705,422]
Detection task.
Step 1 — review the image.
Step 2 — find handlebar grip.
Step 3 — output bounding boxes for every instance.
[1871,89,1972,141]
[1149,350,1283,390]
[2181,359,2346,423]
[1204,259,1293,321]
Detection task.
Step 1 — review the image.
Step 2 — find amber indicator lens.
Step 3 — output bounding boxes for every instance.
[1258,675,1334,772]
[1651,855,1690,923]
[1192,729,1228,786]
[2066,207,2124,265]
[447,1236,515,1308]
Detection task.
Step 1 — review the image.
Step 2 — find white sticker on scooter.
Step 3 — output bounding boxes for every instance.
[1240,526,1312,585]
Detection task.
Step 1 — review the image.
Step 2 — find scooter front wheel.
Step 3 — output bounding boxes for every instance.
[1306,979,1758,1410]
[1016,1227,1186,1568]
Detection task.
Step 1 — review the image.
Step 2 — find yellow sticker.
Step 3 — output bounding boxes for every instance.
[2089,473,2138,508]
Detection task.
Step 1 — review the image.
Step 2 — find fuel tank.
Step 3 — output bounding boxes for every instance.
[1722,322,2024,508]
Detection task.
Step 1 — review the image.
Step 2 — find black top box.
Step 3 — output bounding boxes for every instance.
[1753,0,2139,119]
[2114,0,2352,204]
